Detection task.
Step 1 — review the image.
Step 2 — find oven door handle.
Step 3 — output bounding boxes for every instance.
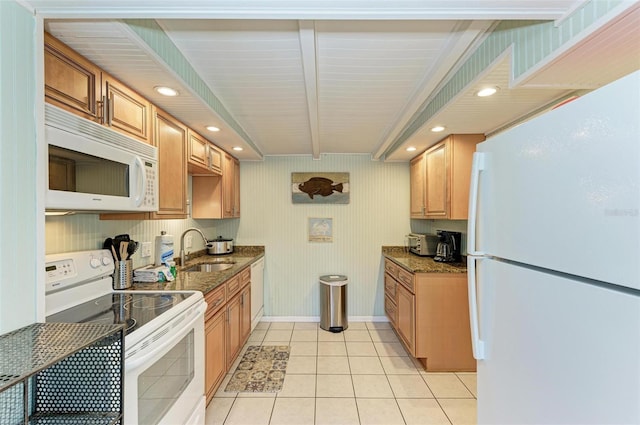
[126,302,206,370]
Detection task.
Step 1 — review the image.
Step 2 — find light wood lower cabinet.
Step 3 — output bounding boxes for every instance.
[205,308,226,404]
[204,266,252,405]
[239,268,252,342]
[226,293,242,369]
[395,282,415,353]
[384,259,475,372]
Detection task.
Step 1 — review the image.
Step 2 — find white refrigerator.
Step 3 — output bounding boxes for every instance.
[467,70,640,424]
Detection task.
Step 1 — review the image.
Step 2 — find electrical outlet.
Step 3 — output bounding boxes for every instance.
[185,235,193,249]
[141,242,152,258]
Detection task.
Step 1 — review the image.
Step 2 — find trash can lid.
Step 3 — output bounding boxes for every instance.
[320,275,348,285]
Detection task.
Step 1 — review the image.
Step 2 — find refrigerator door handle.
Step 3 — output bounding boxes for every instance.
[467,255,485,360]
[467,152,485,256]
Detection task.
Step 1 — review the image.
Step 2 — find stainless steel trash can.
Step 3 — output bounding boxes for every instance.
[319,275,348,332]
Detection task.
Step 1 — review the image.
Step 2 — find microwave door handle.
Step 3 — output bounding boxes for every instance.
[133,156,147,207]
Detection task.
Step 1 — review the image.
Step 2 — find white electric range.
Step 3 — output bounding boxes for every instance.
[45,249,207,425]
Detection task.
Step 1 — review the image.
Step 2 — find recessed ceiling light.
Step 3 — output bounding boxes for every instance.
[406,146,417,152]
[476,87,498,97]
[431,126,445,132]
[154,86,179,97]
[232,146,243,151]
[206,126,220,132]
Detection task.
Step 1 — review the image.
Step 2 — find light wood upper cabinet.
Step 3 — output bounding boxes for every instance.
[223,153,240,218]
[425,142,448,217]
[44,32,101,123]
[188,129,223,175]
[153,108,188,218]
[102,73,152,144]
[410,134,485,219]
[191,152,240,219]
[99,108,188,221]
[410,155,426,217]
[45,33,152,144]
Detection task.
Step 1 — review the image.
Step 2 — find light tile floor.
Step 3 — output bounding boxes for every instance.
[206,321,477,425]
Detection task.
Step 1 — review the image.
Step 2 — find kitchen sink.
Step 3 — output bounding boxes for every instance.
[184,262,235,272]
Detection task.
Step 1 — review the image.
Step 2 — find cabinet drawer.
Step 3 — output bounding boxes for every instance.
[205,284,226,319]
[397,268,414,293]
[239,267,251,288]
[384,273,397,301]
[384,294,397,326]
[226,275,241,298]
[384,259,398,278]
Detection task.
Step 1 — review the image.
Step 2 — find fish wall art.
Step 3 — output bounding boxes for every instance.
[291,172,350,204]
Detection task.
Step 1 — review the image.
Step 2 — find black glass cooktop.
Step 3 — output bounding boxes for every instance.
[46,292,191,336]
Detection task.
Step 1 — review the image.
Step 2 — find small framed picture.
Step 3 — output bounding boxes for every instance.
[308,218,333,242]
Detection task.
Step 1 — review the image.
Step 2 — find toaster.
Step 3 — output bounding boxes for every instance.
[406,233,439,256]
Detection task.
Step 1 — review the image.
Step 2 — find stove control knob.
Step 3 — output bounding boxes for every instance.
[90,258,101,268]
[101,256,112,266]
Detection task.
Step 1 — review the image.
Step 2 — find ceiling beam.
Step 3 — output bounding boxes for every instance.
[23,0,579,20]
[373,20,493,160]
[298,20,320,159]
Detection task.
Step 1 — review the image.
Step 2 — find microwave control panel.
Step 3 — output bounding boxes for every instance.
[143,161,157,208]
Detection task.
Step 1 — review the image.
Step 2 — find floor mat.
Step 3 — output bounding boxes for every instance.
[224,345,290,392]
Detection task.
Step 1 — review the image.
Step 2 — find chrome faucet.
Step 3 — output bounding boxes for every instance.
[179,227,209,266]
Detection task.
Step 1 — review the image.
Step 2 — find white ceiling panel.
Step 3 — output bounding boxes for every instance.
[36,1,636,161]
[159,19,311,155]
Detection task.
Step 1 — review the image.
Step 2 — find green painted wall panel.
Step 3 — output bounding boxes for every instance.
[385,0,626,156]
[0,1,37,333]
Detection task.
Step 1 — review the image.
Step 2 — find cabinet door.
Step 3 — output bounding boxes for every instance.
[384,295,397,327]
[240,285,251,343]
[226,294,242,368]
[187,129,213,174]
[209,144,223,175]
[205,309,226,404]
[44,32,101,122]
[396,283,415,355]
[410,154,426,218]
[223,153,235,218]
[103,75,152,144]
[153,108,188,218]
[425,141,449,218]
[233,158,241,217]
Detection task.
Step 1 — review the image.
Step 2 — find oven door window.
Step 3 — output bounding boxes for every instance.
[137,329,195,425]
[49,145,129,197]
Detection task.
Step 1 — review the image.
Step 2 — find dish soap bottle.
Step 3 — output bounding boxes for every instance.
[155,231,174,266]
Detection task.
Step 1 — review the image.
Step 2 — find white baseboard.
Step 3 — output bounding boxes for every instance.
[260,316,389,323]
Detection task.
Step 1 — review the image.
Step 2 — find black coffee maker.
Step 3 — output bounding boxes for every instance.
[433,230,462,263]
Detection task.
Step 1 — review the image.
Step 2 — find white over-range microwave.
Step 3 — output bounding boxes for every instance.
[45,104,158,212]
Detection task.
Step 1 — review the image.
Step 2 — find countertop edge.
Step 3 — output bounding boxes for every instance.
[131,247,265,294]
[382,246,467,274]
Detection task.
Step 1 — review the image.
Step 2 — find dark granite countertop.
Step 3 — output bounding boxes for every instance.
[131,246,264,294]
[382,246,467,274]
